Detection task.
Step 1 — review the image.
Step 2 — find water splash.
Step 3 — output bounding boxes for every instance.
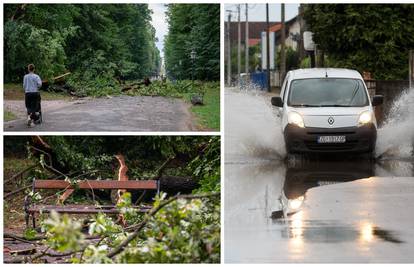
[225,86,286,160]
[376,88,414,158]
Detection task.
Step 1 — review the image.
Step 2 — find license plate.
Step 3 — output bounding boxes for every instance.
[317,136,346,143]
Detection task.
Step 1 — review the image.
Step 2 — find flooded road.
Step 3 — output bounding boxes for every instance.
[224,88,414,263]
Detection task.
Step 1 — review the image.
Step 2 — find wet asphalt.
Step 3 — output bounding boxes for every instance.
[4,95,193,132]
[224,88,414,263]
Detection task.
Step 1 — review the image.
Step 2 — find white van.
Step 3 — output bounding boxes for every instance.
[271,68,383,154]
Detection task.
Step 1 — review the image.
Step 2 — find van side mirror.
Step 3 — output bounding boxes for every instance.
[271,96,283,107]
[372,95,383,106]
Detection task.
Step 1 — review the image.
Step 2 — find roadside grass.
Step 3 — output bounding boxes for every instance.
[4,83,72,101]
[4,157,42,232]
[187,85,220,131]
[126,80,220,131]
[4,110,17,121]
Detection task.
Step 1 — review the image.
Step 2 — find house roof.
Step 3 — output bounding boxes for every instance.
[228,21,279,42]
[269,24,282,33]
[268,16,298,34]
[248,38,261,46]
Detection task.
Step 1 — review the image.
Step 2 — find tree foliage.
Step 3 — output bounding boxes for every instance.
[164,4,220,81]
[4,136,220,263]
[4,4,160,94]
[303,4,414,79]
[39,193,220,263]
[23,136,221,192]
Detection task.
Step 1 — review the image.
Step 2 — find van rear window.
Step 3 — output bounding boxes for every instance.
[288,78,369,107]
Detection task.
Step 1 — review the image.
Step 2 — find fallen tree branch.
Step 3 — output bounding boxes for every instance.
[154,156,175,179]
[4,232,42,244]
[107,192,220,258]
[5,246,83,263]
[4,185,31,199]
[29,145,67,178]
[4,164,38,185]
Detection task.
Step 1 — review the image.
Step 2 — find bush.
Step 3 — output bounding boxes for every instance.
[39,193,220,263]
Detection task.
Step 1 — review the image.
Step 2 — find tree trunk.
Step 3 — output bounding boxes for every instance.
[159,176,198,195]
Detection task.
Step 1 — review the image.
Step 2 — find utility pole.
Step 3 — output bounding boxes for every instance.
[298,5,305,62]
[226,12,232,86]
[280,3,286,81]
[410,50,413,89]
[245,4,249,74]
[266,4,271,92]
[237,4,241,86]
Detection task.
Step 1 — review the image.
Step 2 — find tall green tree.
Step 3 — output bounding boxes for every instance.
[4,4,79,81]
[164,4,220,81]
[4,4,160,93]
[303,4,414,79]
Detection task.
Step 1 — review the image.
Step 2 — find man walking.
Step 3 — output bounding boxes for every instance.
[23,64,42,127]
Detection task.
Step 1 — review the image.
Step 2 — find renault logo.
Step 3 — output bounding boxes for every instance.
[328,117,335,125]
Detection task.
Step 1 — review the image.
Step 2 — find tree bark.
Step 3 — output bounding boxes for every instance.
[159,176,198,195]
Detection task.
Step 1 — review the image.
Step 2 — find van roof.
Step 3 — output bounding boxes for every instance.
[288,68,363,80]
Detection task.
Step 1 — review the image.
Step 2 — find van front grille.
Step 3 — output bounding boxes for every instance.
[304,141,358,151]
[306,131,356,135]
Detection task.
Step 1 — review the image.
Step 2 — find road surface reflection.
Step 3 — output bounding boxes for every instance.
[225,158,414,263]
[224,88,414,263]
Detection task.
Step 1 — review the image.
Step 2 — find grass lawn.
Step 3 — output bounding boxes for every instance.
[4,83,71,101]
[4,110,17,121]
[188,85,220,131]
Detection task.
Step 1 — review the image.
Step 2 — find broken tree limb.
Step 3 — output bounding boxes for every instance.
[29,145,67,178]
[30,136,70,175]
[159,175,198,195]
[107,192,220,258]
[41,72,71,85]
[9,4,27,21]
[154,156,175,180]
[4,184,31,199]
[4,232,43,244]
[115,154,129,226]
[4,164,38,185]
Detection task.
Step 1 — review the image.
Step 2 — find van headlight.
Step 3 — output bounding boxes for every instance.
[288,196,305,210]
[358,111,373,126]
[288,111,305,128]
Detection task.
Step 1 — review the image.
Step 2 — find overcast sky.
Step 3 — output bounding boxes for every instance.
[149,3,168,60]
[149,4,299,59]
[225,4,299,22]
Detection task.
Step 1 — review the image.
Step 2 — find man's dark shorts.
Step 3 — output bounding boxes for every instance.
[25,92,41,117]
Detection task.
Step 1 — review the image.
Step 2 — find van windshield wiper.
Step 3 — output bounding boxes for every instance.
[290,104,321,107]
[320,104,352,107]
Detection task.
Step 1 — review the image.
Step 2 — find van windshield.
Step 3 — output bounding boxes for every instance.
[288,78,369,107]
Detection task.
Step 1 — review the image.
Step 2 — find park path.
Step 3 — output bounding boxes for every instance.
[4,96,194,132]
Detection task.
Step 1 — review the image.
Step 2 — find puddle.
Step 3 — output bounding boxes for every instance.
[225,87,414,263]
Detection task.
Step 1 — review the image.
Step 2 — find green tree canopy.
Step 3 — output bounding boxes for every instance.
[164,4,220,81]
[303,4,414,79]
[4,4,160,87]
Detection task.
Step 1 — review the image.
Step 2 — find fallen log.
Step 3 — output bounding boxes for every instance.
[159,176,198,195]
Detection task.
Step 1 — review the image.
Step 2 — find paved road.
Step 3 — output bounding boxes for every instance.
[4,96,193,132]
[224,88,414,263]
